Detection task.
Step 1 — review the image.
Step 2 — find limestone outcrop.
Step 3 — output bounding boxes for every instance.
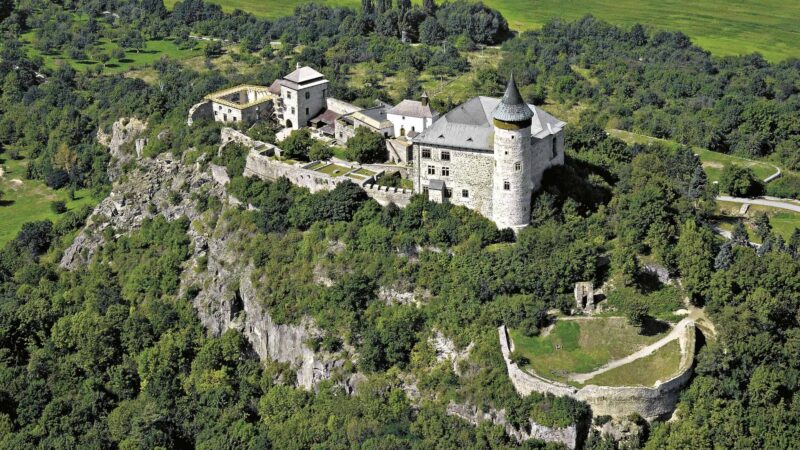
[446,401,579,449]
[96,117,147,181]
[63,131,357,391]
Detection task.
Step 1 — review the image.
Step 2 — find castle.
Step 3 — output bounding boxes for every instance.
[196,67,566,231]
[412,76,565,231]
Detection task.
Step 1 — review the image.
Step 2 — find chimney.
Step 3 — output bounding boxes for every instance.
[421,91,429,106]
[296,62,301,70]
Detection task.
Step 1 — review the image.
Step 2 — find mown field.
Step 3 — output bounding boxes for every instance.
[164,0,800,61]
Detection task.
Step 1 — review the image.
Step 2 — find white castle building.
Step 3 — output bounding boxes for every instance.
[277,65,329,129]
[411,75,565,230]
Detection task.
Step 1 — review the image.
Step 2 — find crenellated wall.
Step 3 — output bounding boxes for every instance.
[499,322,696,420]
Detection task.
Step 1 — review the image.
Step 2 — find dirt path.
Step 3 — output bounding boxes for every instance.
[717,195,800,213]
[570,318,693,384]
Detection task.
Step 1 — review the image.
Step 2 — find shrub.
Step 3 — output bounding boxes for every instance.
[765,173,800,199]
[346,127,386,163]
[50,201,67,214]
[280,129,313,161]
[509,350,529,366]
[719,164,762,197]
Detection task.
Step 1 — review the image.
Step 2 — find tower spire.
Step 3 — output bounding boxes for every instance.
[492,74,534,124]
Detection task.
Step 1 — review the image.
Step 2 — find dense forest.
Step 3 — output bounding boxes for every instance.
[2,0,800,448]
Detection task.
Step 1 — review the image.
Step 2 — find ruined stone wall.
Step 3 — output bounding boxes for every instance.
[498,323,696,420]
[187,100,213,126]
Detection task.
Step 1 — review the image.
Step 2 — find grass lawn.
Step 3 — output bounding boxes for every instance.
[315,163,351,176]
[354,168,375,176]
[716,200,800,242]
[509,317,669,384]
[0,157,98,247]
[164,0,800,61]
[609,129,780,183]
[586,340,682,387]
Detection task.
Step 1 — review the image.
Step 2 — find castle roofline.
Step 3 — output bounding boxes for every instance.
[492,74,534,123]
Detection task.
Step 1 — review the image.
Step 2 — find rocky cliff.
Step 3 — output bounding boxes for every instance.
[63,124,357,391]
[96,117,148,181]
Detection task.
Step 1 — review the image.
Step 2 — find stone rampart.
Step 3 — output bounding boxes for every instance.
[361,183,414,207]
[499,322,696,420]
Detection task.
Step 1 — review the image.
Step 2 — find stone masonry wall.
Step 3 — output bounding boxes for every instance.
[499,322,696,420]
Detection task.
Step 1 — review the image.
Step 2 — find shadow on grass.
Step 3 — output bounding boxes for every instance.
[119,58,134,63]
[635,270,664,294]
[640,316,670,336]
[105,63,120,68]
[0,200,16,207]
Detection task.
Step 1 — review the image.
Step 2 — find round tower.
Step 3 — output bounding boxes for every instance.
[492,74,534,231]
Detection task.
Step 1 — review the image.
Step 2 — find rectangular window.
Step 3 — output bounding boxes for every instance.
[441,151,450,161]
[305,107,309,115]
[515,161,521,171]
[305,92,310,99]
[287,91,292,99]
[445,188,452,198]
[503,180,510,190]
[422,148,431,159]
[441,167,450,177]
[422,186,429,196]
[552,136,558,159]
[291,107,295,114]
[427,165,436,175]
[462,189,469,198]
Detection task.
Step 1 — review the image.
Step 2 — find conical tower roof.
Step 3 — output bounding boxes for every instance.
[492,74,534,123]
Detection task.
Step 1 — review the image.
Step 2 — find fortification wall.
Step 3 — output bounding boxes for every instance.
[244,148,414,206]
[362,184,413,207]
[499,322,696,420]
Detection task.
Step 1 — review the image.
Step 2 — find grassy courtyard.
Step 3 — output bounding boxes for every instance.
[0,156,98,247]
[165,0,800,61]
[586,340,682,387]
[509,317,669,384]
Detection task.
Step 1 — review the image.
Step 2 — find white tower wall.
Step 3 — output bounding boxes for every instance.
[492,124,533,230]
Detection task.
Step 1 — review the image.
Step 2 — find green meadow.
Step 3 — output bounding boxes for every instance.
[0,156,99,247]
[21,32,207,75]
[164,0,800,61]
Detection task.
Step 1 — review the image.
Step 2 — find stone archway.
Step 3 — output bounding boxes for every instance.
[400,127,405,136]
[286,119,293,128]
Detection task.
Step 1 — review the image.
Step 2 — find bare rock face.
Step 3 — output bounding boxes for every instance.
[60,152,221,269]
[446,401,580,449]
[97,117,148,181]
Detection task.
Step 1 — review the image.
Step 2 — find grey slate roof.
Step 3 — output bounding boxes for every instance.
[387,99,436,118]
[283,66,325,84]
[428,179,445,190]
[492,74,534,123]
[413,96,565,151]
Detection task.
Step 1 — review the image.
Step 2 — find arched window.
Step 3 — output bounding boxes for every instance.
[514,161,521,171]
[503,181,510,190]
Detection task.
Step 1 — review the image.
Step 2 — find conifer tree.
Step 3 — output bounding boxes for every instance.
[754,212,772,241]
[714,241,733,270]
[732,220,749,246]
